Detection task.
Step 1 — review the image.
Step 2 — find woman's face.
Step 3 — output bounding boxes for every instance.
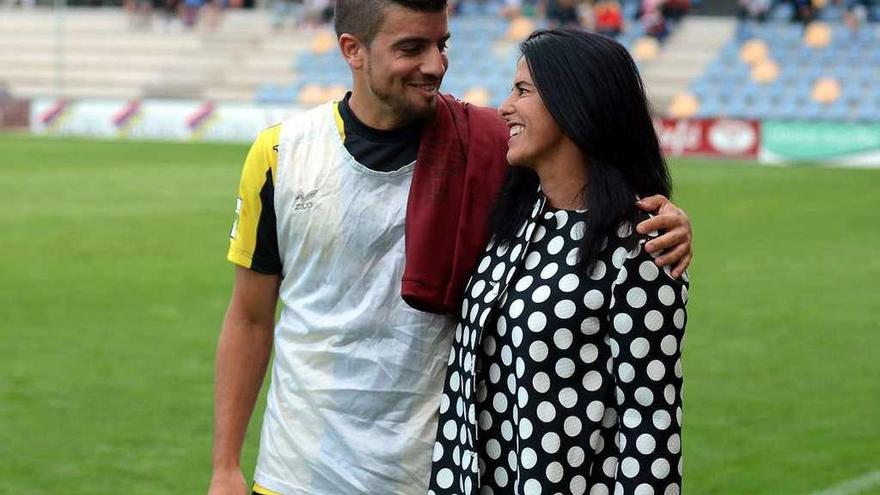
[498,58,567,170]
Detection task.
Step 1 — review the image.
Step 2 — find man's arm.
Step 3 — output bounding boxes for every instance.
[209,266,281,495]
[635,195,693,279]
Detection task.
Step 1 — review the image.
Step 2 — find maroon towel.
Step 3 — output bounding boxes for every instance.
[402,94,510,314]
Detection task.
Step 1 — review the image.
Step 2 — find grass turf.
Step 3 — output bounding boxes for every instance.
[1,134,878,494]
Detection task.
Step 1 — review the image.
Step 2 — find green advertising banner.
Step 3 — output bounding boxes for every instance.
[762,121,880,163]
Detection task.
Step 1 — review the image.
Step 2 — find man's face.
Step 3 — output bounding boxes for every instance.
[362,5,450,124]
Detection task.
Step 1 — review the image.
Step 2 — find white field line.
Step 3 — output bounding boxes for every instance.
[809,471,880,495]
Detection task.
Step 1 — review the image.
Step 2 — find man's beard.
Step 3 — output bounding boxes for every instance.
[366,66,439,126]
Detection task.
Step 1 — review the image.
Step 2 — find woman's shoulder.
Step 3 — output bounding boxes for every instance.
[602,211,688,286]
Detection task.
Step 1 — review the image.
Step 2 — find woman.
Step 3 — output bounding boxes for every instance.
[428,29,688,495]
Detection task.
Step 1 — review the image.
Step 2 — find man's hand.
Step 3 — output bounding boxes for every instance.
[208,467,249,495]
[635,195,692,278]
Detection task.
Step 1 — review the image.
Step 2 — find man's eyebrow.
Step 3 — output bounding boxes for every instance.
[392,33,451,47]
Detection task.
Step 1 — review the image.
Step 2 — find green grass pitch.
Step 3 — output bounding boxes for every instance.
[1,134,878,494]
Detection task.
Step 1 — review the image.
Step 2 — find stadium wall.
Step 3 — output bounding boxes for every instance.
[24,97,880,168]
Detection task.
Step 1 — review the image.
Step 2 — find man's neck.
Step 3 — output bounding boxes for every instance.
[347,90,410,131]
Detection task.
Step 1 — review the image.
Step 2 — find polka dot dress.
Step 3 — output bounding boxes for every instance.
[427,195,688,495]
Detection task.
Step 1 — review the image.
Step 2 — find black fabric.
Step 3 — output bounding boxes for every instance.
[337,92,422,172]
[250,168,283,274]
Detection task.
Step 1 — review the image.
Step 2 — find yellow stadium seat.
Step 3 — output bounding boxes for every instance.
[463,87,491,106]
[506,17,535,40]
[667,93,700,119]
[812,77,841,104]
[751,60,780,84]
[632,37,660,62]
[311,30,337,55]
[804,22,832,48]
[739,39,769,65]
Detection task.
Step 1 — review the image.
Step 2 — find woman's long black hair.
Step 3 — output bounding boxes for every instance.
[489,29,671,268]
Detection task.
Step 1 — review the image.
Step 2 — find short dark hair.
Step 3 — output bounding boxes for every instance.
[490,29,671,269]
[334,0,448,45]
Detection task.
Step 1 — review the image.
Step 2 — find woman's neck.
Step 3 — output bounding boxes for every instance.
[533,146,589,210]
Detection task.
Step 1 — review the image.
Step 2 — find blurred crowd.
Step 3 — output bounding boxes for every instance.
[740,0,877,28]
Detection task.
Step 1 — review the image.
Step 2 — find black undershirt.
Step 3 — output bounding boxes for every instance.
[337,92,423,173]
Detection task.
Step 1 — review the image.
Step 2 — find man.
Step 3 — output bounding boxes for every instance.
[208,1,693,494]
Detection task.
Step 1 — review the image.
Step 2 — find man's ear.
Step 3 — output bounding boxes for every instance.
[339,34,366,70]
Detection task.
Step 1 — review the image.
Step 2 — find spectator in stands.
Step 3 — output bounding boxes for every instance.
[791,0,817,24]
[640,0,668,39]
[546,0,582,28]
[273,0,303,30]
[662,0,689,24]
[839,0,876,30]
[595,0,624,37]
[739,0,771,23]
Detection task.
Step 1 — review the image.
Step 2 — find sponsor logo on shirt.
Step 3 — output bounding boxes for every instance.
[295,190,318,210]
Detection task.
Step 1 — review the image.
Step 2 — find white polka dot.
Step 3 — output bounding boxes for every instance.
[602,407,618,427]
[589,484,608,495]
[527,311,547,332]
[493,392,508,413]
[645,310,664,331]
[508,450,517,471]
[546,461,564,483]
[484,336,497,357]
[664,384,676,405]
[661,335,678,355]
[512,326,523,347]
[529,341,549,362]
[621,457,640,478]
[590,260,606,280]
[432,441,444,462]
[658,285,675,306]
[681,285,689,304]
[571,221,586,241]
[610,339,620,358]
[501,420,513,441]
[626,288,647,308]
[602,457,618,477]
[636,433,656,454]
[555,358,575,379]
[489,363,501,383]
[506,372,516,393]
[630,337,650,358]
[555,210,569,228]
[449,371,461,391]
[486,438,502,459]
[639,260,659,281]
[479,308,491,327]
[618,432,627,451]
[558,273,580,293]
[665,483,680,495]
[584,289,604,310]
[611,247,628,269]
[654,410,672,430]
[520,417,534,439]
[613,313,632,333]
[564,415,582,436]
[635,484,654,495]
[623,408,642,428]
[509,298,525,318]
[440,392,450,413]
[618,362,635,383]
[541,432,561,454]
[491,263,506,282]
[582,370,603,391]
[553,328,573,350]
[580,343,598,364]
[443,419,458,440]
[524,251,541,270]
[667,433,681,454]
[509,243,523,262]
[547,236,565,255]
[435,468,454,489]
[581,317,600,335]
[617,222,633,238]
[470,280,486,299]
[675,359,683,378]
[586,400,604,422]
[647,360,666,381]
[571,475,588,495]
[523,478,542,495]
[515,275,534,293]
[531,285,551,304]
[567,446,585,467]
[479,410,493,431]
[635,387,654,406]
[516,356,525,378]
[540,262,559,280]
[615,266,628,285]
[494,466,508,487]
[495,243,509,258]
[536,401,556,422]
[652,459,670,479]
[518,387,529,408]
[673,309,685,329]
[521,447,538,469]
[456,397,464,417]
[554,299,577,319]
[566,247,582,266]
[590,430,605,453]
[533,225,547,242]
[532,372,550,393]
[469,304,479,325]
[557,386,577,408]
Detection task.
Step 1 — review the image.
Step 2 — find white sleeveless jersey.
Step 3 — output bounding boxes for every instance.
[254,102,455,495]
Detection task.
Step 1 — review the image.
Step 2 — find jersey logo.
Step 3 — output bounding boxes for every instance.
[229,197,242,239]
[294,189,318,210]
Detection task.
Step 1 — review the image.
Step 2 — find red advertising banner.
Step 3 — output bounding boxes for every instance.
[654,118,761,159]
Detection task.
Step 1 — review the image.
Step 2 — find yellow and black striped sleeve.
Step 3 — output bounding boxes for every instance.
[227,124,282,274]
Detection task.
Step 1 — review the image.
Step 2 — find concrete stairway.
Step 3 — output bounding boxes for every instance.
[639,16,736,115]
